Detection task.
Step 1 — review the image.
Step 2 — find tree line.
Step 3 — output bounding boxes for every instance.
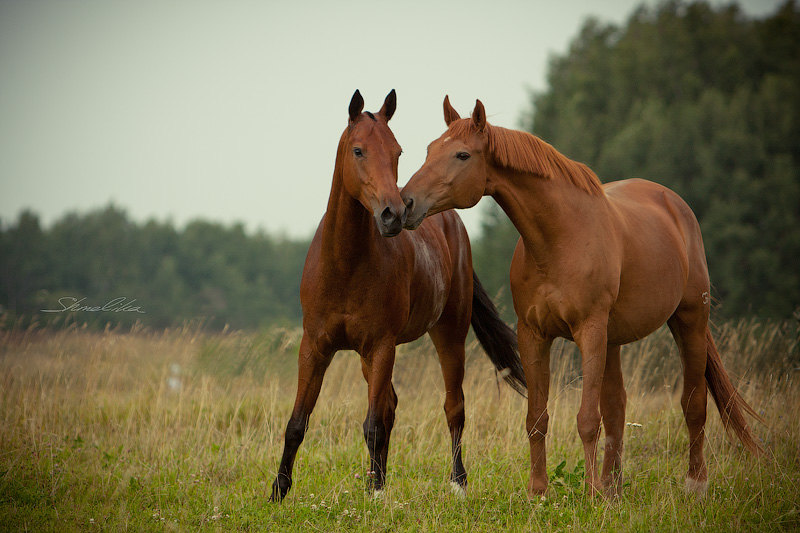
[2,1,797,330]
[0,206,308,329]
[475,0,799,320]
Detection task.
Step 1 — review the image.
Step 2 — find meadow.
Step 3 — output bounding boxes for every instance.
[0,319,798,531]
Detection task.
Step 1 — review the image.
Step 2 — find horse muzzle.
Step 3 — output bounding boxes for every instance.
[400,195,428,230]
[376,204,406,237]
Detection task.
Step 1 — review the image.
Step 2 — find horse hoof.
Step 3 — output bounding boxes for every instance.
[601,475,623,499]
[449,481,467,499]
[685,476,708,497]
[269,481,287,503]
[371,489,384,501]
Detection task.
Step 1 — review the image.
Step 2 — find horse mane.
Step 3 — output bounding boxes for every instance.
[447,120,604,196]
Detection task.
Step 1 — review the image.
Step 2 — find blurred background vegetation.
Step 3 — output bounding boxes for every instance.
[2,0,798,330]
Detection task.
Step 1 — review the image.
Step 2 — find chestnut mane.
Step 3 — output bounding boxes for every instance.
[447,120,604,196]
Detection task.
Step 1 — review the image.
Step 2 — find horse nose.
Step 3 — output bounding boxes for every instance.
[379,205,404,237]
[380,206,397,226]
[403,197,414,212]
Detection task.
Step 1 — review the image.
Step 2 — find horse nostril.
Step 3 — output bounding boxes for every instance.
[404,197,414,211]
[380,206,395,225]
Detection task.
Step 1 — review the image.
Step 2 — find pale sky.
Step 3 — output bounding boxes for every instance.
[0,0,783,239]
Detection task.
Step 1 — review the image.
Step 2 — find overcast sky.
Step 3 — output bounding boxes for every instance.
[0,0,784,239]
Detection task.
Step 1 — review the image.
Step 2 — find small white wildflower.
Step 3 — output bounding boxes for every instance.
[626,422,643,428]
[311,504,317,510]
[89,518,95,524]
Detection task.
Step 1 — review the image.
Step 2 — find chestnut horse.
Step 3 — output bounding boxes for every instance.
[400,96,762,499]
[269,91,526,502]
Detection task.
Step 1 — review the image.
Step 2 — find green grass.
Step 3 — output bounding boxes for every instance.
[0,320,798,531]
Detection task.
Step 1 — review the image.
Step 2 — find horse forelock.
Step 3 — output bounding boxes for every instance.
[445,119,604,196]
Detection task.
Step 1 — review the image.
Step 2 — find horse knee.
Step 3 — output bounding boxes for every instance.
[363,417,388,453]
[577,410,601,443]
[284,417,306,450]
[526,409,549,442]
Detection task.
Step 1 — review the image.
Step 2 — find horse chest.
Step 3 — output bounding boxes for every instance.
[408,237,449,329]
[512,253,617,339]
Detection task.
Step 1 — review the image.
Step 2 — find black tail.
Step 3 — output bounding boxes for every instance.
[471,273,527,397]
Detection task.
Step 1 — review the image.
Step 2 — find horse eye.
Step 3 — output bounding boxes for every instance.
[353,147,363,157]
[456,151,471,161]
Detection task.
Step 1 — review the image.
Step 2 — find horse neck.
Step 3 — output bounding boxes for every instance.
[319,155,377,270]
[487,166,611,261]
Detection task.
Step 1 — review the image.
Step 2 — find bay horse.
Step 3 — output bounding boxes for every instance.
[269,90,526,502]
[400,96,762,499]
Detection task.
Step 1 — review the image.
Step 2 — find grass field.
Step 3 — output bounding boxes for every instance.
[1,319,798,531]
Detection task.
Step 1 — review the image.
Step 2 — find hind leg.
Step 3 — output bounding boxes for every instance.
[668,307,709,495]
[429,324,468,496]
[600,344,626,497]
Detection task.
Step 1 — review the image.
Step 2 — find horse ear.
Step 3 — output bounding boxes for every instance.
[443,95,460,126]
[349,90,364,123]
[379,89,397,121]
[472,99,486,132]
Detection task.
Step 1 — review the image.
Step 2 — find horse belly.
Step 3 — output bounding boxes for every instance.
[607,291,680,345]
[607,236,687,344]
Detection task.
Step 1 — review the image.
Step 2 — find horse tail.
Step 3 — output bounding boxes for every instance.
[470,272,527,397]
[704,326,764,454]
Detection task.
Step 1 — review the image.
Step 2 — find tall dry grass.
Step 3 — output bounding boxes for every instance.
[0,319,798,531]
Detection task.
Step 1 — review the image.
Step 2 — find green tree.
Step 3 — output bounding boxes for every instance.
[0,206,310,330]
[0,211,49,319]
[508,0,800,318]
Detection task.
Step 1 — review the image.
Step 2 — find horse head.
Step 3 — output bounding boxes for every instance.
[342,89,406,237]
[401,96,490,230]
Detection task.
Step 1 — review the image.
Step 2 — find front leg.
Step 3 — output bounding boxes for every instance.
[519,323,552,499]
[360,341,398,494]
[270,334,333,502]
[572,318,609,496]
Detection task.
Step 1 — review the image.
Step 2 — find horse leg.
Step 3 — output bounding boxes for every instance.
[600,344,626,497]
[361,341,398,494]
[519,323,552,498]
[573,318,609,495]
[667,309,709,495]
[270,334,333,502]
[429,324,468,496]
